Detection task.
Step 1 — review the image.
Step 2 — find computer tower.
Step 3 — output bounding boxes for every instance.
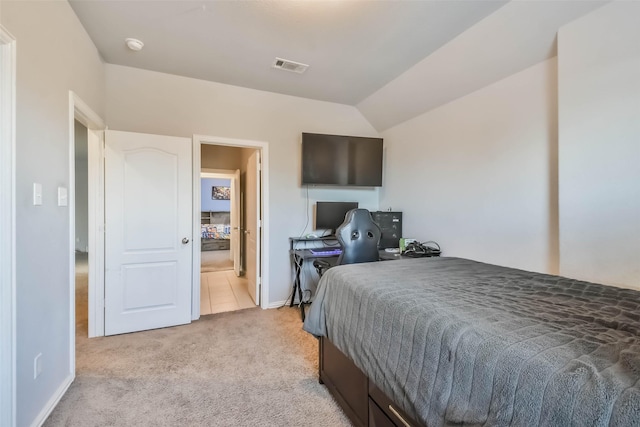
[372,211,402,249]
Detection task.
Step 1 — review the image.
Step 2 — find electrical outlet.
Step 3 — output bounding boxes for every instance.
[33,353,42,379]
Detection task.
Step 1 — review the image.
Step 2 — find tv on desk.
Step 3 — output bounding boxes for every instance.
[316,201,358,235]
[301,133,383,186]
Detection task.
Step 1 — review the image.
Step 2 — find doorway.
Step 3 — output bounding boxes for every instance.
[199,147,253,315]
[74,120,90,338]
[70,130,269,335]
[200,170,237,274]
[69,92,105,343]
[192,135,270,318]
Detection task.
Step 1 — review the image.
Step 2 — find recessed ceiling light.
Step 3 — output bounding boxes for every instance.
[125,38,144,52]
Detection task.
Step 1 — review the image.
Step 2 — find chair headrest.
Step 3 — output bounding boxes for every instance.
[336,209,381,265]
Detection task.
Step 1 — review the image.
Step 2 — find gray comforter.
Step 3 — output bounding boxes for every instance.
[303,257,640,426]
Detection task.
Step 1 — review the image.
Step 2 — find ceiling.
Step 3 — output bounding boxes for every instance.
[69,0,507,105]
[69,0,608,130]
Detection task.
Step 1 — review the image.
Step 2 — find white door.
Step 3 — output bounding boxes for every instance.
[231,169,241,276]
[87,128,105,338]
[105,130,192,335]
[245,151,261,305]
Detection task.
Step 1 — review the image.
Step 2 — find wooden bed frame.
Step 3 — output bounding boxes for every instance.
[319,336,422,427]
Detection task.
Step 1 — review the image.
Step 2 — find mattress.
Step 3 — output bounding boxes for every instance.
[303,257,640,426]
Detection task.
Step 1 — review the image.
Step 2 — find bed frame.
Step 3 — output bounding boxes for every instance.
[319,336,422,427]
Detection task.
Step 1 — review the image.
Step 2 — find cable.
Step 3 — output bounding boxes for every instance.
[281,255,305,308]
[282,255,312,308]
[278,285,296,309]
[296,185,311,239]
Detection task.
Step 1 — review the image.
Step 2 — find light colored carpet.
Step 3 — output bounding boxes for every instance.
[45,256,350,426]
[201,249,234,273]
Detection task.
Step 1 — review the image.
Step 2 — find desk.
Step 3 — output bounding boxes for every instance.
[289,244,412,321]
[289,248,340,321]
[289,235,338,250]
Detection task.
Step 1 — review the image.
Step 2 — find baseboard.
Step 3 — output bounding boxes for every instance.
[267,300,288,309]
[30,373,74,427]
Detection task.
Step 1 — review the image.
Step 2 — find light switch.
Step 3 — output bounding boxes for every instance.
[33,183,42,206]
[57,186,68,206]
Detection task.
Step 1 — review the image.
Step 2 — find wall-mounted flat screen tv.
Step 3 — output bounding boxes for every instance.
[301,133,383,186]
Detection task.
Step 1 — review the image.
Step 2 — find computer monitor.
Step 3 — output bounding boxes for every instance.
[315,201,359,235]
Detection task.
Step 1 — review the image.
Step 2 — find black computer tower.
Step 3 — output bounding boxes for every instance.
[372,211,402,249]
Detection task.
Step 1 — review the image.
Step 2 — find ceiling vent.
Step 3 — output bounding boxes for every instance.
[272,57,309,74]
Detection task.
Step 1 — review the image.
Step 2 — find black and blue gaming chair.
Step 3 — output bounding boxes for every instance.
[314,208,381,276]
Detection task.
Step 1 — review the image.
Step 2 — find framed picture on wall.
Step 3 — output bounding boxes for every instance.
[212,186,230,200]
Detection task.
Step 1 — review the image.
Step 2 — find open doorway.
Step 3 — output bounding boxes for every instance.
[74,120,90,337]
[193,136,269,318]
[200,170,236,274]
[199,145,254,315]
[69,92,105,344]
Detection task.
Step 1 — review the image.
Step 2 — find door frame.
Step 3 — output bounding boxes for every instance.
[192,135,270,318]
[68,91,106,348]
[0,25,16,427]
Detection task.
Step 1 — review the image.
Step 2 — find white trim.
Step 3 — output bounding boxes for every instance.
[192,140,202,320]
[192,135,271,314]
[72,93,105,131]
[201,171,235,179]
[86,129,105,338]
[267,300,288,309]
[68,92,106,360]
[0,25,16,427]
[28,374,73,427]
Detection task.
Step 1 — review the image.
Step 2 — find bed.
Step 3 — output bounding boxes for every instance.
[303,257,640,427]
[201,211,231,251]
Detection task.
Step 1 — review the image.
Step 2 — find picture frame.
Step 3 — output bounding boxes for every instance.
[212,186,230,200]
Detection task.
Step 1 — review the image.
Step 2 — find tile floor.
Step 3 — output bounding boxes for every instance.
[200,270,256,315]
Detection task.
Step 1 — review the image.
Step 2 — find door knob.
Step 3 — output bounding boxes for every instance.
[244,230,250,235]
[182,238,190,244]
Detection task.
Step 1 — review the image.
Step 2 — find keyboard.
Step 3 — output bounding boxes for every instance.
[309,248,342,256]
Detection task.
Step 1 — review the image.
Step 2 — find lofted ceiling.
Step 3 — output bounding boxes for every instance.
[69,0,608,131]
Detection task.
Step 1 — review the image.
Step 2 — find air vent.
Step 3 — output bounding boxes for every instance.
[272,57,309,74]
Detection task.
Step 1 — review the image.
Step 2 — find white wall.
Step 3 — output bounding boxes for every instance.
[74,120,88,252]
[1,1,105,425]
[558,2,640,289]
[104,64,379,304]
[380,58,559,274]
